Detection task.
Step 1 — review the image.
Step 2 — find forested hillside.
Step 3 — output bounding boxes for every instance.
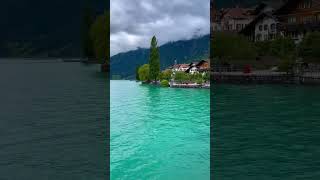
[111,35,210,79]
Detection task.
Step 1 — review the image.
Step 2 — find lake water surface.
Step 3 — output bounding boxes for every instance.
[0,60,108,179]
[212,84,320,179]
[111,80,210,180]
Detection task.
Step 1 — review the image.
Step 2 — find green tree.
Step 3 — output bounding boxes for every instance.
[136,66,140,81]
[270,37,296,59]
[159,69,172,81]
[138,64,150,82]
[203,72,210,82]
[299,32,320,62]
[149,36,160,82]
[160,80,170,87]
[90,11,109,64]
[174,72,189,83]
[212,32,256,64]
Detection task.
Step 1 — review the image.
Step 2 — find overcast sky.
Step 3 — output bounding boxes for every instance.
[110,0,210,56]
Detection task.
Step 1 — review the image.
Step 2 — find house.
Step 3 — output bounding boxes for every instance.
[274,0,320,43]
[172,64,190,72]
[240,12,280,41]
[220,7,255,32]
[186,60,210,74]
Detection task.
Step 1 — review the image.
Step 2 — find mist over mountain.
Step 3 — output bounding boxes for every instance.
[111,35,210,79]
[0,0,108,57]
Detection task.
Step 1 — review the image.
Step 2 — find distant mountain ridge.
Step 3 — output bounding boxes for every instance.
[111,35,210,79]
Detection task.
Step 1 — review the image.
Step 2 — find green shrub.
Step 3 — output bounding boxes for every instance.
[174,72,189,83]
[212,32,257,64]
[196,79,203,84]
[159,69,172,81]
[138,64,150,82]
[299,32,320,62]
[160,80,170,87]
[278,58,294,73]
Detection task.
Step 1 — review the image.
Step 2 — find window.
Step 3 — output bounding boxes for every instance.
[270,24,276,32]
[264,25,268,31]
[259,25,263,31]
[288,16,297,23]
[303,16,314,23]
[299,0,312,8]
[256,34,262,41]
[236,24,242,30]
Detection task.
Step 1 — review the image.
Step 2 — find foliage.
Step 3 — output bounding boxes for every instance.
[149,36,161,81]
[203,72,210,82]
[174,72,190,83]
[90,11,109,64]
[110,35,209,78]
[270,37,296,59]
[135,66,140,81]
[159,69,172,81]
[278,57,295,73]
[212,32,257,64]
[299,32,320,62]
[255,41,272,56]
[196,78,203,84]
[138,64,150,82]
[160,80,170,87]
[174,72,206,84]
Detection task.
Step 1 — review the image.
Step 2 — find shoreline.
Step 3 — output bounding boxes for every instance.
[212,71,320,85]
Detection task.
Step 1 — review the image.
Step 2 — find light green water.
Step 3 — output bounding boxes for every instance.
[111,80,210,180]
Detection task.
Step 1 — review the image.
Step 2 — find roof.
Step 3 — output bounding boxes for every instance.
[173,64,190,69]
[240,12,278,34]
[223,7,252,19]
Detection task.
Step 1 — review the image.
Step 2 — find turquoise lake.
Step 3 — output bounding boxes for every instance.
[111,80,210,180]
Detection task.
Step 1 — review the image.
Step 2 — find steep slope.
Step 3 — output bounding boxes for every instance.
[111,35,210,79]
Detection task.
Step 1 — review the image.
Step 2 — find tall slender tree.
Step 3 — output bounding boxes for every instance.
[90,11,109,64]
[149,36,160,82]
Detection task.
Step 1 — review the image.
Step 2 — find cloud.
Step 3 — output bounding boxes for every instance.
[110,0,210,56]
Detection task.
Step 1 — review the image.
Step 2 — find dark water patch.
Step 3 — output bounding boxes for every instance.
[0,61,108,179]
[212,84,320,179]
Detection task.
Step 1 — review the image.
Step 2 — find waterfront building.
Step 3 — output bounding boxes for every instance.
[274,0,320,44]
[240,12,281,41]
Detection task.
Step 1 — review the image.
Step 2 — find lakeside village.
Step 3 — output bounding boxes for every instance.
[210,0,320,84]
[136,37,210,88]
[137,59,210,88]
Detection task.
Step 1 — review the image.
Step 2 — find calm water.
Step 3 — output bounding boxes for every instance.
[111,80,210,180]
[213,84,320,179]
[0,60,108,179]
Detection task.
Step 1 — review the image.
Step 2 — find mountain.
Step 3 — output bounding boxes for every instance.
[0,0,108,57]
[111,35,210,79]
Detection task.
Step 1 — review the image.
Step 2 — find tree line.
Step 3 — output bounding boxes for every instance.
[82,5,109,64]
[211,31,320,72]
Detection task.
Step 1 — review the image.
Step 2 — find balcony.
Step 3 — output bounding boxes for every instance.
[278,21,320,32]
